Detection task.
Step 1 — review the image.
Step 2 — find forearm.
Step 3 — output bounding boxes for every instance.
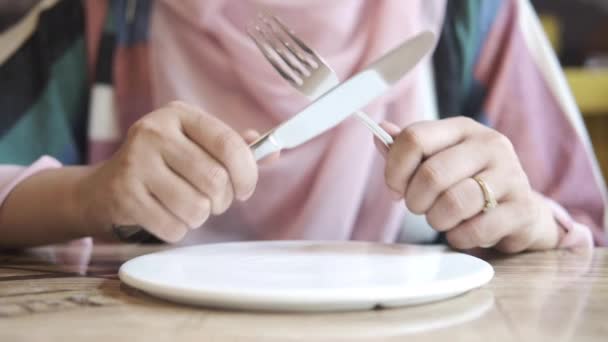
[0,166,108,248]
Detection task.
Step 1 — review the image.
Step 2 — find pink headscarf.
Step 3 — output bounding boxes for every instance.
[150,0,445,243]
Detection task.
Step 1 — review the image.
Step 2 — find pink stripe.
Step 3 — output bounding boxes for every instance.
[84,0,109,82]
[0,156,61,204]
[476,1,606,246]
[114,45,154,135]
[88,141,121,163]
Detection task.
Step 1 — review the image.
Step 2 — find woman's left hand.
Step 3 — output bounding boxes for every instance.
[378,117,563,253]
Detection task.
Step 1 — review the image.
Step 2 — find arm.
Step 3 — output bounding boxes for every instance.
[378,0,604,253]
[0,102,260,248]
[476,0,607,247]
[0,159,97,247]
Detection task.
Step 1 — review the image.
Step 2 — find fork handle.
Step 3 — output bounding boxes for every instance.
[353,111,394,146]
[113,115,385,242]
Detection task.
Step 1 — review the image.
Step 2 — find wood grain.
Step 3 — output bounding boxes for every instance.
[0,245,606,341]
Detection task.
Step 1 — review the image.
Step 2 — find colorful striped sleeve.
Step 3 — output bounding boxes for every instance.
[475,0,607,247]
[0,0,82,239]
[0,0,88,166]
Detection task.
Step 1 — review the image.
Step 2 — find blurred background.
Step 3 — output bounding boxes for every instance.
[533,0,608,182]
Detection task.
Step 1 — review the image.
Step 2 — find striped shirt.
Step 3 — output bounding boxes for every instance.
[0,0,605,247]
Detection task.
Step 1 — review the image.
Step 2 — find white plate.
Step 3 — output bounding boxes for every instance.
[200,290,495,338]
[119,241,494,312]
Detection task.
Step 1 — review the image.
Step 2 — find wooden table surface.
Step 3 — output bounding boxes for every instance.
[0,244,606,342]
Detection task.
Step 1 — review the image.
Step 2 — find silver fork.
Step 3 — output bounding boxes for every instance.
[248,13,394,146]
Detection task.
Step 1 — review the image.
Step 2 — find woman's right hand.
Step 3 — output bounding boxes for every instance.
[78,101,259,242]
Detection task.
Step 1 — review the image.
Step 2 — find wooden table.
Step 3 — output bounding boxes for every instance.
[0,244,606,341]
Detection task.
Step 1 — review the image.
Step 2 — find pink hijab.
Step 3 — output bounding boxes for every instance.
[150,0,445,243]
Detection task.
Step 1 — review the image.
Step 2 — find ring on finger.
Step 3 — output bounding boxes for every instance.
[473,176,497,212]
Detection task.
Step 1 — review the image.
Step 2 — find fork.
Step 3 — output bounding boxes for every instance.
[248,13,394,147]
[112,15,394,243]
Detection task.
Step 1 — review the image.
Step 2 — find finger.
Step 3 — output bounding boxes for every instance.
[385,117,486,196]
[162,136,234,215]
[242,129,281,164]
[145,157,211,230]
[446,200,536,250]
[242,129,262,143]
[379,121,401,137]
[494,229,538,254]
[374,136,388,159]
[375,121,400,159]
[172,102,258,200]
[405,140,493,214]
[495,194,550,253]
[426,170,510,231]
[376,122,404,198]
[123,180,190,243]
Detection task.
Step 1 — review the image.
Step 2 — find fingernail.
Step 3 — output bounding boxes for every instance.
[379,121,401,136]
[480,241,497,249]
[239,189,255,202]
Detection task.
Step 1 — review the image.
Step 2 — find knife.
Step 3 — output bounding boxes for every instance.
[249,30,436,160]
[114,30,436,242]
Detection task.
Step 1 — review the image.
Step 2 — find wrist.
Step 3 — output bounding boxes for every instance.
[67,165,99,237]
[0,165,102,247]
[29,165,100,239]
[70,164,117,240]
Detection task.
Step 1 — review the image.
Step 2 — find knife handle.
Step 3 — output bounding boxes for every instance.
[113,130,282,243]
[249,130,282,161]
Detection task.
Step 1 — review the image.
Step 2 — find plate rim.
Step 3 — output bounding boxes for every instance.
[119,241,494,309]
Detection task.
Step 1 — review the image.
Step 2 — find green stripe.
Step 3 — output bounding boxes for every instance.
[455,0,483,93]
[0,38,87,165]
[104,1,116,34]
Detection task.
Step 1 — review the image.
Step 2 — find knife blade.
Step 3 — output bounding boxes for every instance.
[250,30,435,160]
[113,30,435,243]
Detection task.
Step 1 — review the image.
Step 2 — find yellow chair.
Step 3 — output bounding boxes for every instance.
[540,15,561,53]
[540,14,608,180]
[564,68,608,116]
[540,14,608,115]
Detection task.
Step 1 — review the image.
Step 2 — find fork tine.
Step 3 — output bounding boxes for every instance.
[256,16,311,78]
[247,26,301,86]
[261,14,316,70]
[270,15,321,69]
[254,12,316,72]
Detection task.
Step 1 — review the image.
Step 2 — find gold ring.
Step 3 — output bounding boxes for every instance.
[473,176,497,212]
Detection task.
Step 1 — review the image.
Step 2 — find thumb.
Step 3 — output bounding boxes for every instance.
[374,121,401,159]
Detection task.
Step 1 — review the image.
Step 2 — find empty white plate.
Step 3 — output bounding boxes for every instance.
[119,241,494,312]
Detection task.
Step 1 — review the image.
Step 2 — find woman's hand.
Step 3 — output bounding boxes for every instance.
[78,101,259,243]
[378,117,562,253]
